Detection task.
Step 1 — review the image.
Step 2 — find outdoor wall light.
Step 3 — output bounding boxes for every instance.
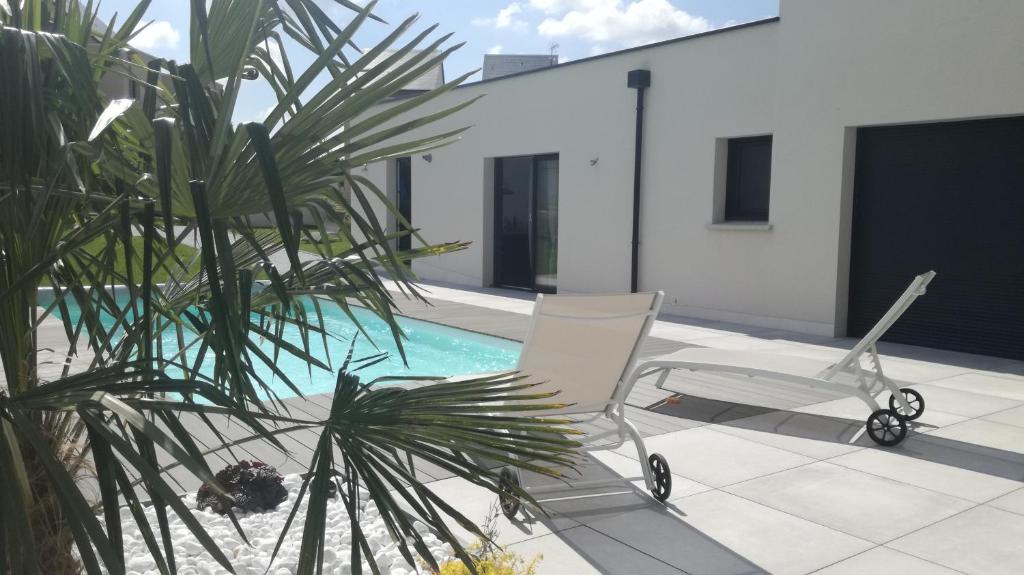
[422,153,433,163]
[590,157,599,166]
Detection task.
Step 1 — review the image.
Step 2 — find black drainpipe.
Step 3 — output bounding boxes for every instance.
[627,69,651,293]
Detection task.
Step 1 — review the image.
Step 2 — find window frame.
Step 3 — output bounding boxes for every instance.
[723,135,773,223]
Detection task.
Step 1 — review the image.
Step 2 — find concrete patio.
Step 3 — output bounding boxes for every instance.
[370,282,1024,574]
[28,280,1024,574]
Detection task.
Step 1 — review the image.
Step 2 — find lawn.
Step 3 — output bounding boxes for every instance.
[298,236,351,256]
[40,236,201,286]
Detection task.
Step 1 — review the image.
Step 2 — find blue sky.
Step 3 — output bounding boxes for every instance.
[100,0,778,122]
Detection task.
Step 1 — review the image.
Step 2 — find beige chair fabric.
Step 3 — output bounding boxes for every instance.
[515,292,661,415]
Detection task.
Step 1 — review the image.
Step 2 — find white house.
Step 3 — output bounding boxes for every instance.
[363,0,1024,360]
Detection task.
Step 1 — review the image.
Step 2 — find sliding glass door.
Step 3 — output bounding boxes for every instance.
[396,157,412,252]
[493,154,558,292]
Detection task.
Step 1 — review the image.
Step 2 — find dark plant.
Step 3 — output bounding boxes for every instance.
[1,1,582,574]
[197,460,288,515]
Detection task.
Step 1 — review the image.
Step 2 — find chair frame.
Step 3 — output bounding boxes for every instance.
[625,272,936,446]
[504,291,669,503]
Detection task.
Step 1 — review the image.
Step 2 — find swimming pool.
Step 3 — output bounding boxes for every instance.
[41,292,522,399]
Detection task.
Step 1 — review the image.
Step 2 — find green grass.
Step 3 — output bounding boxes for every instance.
[40,236,201,286]
[298,237,350,255]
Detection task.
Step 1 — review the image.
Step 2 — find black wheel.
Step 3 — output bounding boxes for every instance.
[866,409,908,446]
[648,453,672,502]
[889,388,925,421]
[498,468,521,519]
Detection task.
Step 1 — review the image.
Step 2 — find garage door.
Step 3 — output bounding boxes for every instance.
[849,116,1024,360]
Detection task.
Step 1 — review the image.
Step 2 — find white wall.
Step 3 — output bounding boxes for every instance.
[362,0,1024,336]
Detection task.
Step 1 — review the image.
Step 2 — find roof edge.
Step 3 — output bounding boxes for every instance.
[464,16,780,89]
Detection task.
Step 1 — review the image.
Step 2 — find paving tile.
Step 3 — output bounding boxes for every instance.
[612,427,815,487]
[661,490,873,575]
[909,384,1022,418]
[588,450,711,500]
[711,410,871,459]
[829,446,1022,503]
[982,404,1024,428]
[544,492,772,574]
[988,488,1024,516]
[508,526,684,575]
[889,506,1024,575]
[418,476,578,545]
[794,396,967,431]
[867,357,972,384]
[927,372,1024,401]
[725,461,974,543]
[923,419,1024,456]
[813,546,962,574]
[888,434,1024,487]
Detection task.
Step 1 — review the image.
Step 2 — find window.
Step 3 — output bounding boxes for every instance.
[724,135,772,222]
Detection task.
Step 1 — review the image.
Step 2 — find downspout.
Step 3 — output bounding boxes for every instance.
[627,69,651,293]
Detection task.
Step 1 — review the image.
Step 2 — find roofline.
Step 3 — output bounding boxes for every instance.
[463,17,780,89]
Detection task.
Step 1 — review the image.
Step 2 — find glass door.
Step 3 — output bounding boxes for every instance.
[396,157,412,252]
[494,156,534,289]
[493,154,558,292]
[532,155,558,292]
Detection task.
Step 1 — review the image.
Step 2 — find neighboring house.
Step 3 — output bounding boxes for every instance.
[371,49,446,97]
[482,54,558,81]
[362,0,1024,360]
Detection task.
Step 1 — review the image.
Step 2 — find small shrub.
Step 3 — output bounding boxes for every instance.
[436,548,540,575]
[196,460,288,514]
[432,502,541,575]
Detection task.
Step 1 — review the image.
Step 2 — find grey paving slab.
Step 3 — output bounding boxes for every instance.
[813,546,963,575]
[725,461,975,544]
[909,384,1022,418]
[509,526,685,575]
[981,404,1024,428]
[613,427,815,488]
[669,490,873,575]
[540,490,771,574]
[988,487,1024,516]
[923,419,1024,455]
[926,372,1024,401]
[708,411,871,460]
[889,506,1024,575]
[828,447,1022,503]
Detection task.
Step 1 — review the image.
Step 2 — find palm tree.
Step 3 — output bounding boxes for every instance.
[0,1,580,573]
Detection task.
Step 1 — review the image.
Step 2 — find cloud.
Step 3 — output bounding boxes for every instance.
[472,2,528,31]
[488,45,505,55]
[536,0,711,48]
[129,20,180,51]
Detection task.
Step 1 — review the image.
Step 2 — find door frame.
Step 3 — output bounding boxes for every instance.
[492,153,558,292]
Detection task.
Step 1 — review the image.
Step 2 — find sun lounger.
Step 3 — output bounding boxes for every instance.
[496,291,672,518]
[625,271,936,446]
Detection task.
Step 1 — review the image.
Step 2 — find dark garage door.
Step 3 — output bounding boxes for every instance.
[849,116,1024,360]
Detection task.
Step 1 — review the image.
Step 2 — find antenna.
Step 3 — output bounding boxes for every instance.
[549,43,559,64]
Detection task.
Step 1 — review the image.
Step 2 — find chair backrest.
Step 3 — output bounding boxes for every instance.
[516,291,663,414]
[824,271,936,378]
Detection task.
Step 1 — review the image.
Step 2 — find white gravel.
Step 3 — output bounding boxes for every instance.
[114,474,455,575]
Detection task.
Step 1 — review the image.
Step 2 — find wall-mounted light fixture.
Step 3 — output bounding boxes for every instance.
[590,157,600,166]
[421,153,433,163]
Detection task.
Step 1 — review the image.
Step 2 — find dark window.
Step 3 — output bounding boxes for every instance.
[725,135,772,222]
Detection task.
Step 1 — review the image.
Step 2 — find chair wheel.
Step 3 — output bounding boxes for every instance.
[648,453,672,502]
[498,468,521,519]
[889,388,925,421]
[866,409,907,446]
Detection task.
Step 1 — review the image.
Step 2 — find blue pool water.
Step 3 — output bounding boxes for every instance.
[42,293,521,398]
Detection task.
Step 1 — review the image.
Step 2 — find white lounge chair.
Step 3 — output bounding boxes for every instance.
[626,271,936,447]
[496,291,672,518]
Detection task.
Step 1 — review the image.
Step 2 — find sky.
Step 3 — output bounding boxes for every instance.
[98,0,779,123]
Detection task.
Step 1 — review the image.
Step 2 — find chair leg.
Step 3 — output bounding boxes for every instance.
[622,417,653,490]
[654,368,670,389]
